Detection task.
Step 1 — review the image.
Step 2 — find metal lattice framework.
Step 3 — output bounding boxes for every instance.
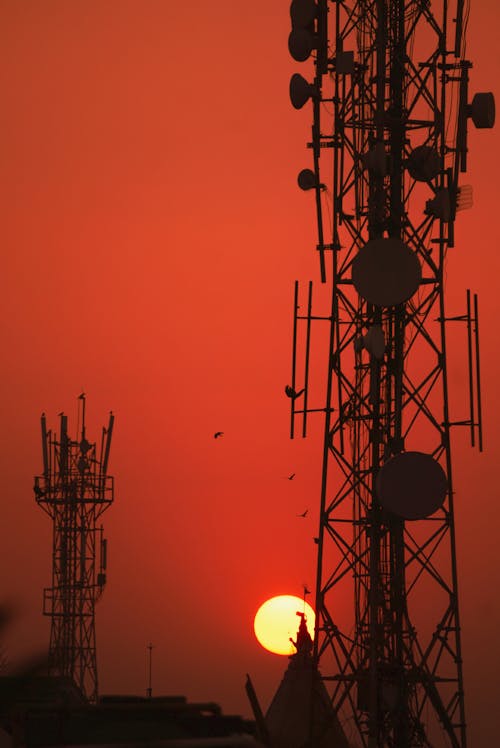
[34,396,114,703]
[287,1,494,746]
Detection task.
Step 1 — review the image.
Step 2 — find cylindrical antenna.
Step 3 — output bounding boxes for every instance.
[312,118,326,282]
[290,281,299,439]
[457,62,471,175]
[102,412,114,474]
[466,290,475,447]
[59,414,68,476]
[78,392,86,440]
[101,537,107,571]
[302,281,313,437]
[99,426,106,467]
[454,0,465,57]
[41,413,49,477]
[474,293,483,452]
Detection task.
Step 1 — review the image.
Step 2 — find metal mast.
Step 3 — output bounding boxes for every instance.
[34,395,114,703]
[287,1,494,746]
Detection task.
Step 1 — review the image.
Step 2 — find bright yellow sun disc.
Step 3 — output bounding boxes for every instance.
[254,594,315,656]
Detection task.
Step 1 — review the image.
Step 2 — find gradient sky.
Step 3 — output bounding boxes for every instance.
[0,2,499,746]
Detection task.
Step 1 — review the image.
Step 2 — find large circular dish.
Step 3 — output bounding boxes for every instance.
[406,145,441,182]
[351,237,421,307]
[375,451,448,520]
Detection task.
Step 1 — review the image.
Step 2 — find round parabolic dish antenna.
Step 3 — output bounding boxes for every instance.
[290,73,312,109]
[297,168,317,190]
[406,145,441,182]
[290,0,316,27]
[470,92,495,129]
[351,237,421,307]
[375,451,448,520]
[288,28,314,62]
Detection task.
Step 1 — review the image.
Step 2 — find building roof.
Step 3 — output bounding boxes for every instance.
[0,677,259,748]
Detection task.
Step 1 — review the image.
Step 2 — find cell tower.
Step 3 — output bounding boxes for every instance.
[34,395,114,703]
[286,1,494,746]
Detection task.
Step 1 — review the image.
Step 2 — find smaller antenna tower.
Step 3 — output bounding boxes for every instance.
[34,395,115,703]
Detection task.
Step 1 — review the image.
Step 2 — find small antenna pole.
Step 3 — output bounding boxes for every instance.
[147,643,154,699]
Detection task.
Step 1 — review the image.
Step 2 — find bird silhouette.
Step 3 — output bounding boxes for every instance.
[285,385,305,399]
[297,509,308,518]
[214,431,224,439]
[33,483,45,499]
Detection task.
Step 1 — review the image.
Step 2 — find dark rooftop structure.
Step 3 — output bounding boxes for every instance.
[0,676,261,748]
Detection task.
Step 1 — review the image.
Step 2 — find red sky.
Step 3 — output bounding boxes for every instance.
[0,2,499,746]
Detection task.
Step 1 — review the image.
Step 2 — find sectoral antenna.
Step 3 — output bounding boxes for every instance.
[96,526,108,594]
[289,279,333,439]
[442,289,483,450]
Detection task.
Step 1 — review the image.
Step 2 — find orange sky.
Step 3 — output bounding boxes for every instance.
[0,2,499,746]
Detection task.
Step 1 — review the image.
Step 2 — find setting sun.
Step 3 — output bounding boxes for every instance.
[253,595,315,656]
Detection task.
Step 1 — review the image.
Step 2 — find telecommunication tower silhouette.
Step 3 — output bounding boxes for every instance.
[286,1,494,746]
[34,395,114,703]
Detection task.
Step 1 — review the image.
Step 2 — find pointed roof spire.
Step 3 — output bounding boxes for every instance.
[265,612,350,748]
[289,612,313,659]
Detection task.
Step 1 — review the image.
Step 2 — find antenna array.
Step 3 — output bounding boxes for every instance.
[34,395,114,703]
[286,1,494,745]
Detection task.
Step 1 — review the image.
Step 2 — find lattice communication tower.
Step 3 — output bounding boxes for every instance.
[34,395,114,703]
[286,1,494,746]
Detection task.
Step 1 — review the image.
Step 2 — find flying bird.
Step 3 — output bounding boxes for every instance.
[285,385,305,400]
[297,509,308,518]
[214,431,224,439]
